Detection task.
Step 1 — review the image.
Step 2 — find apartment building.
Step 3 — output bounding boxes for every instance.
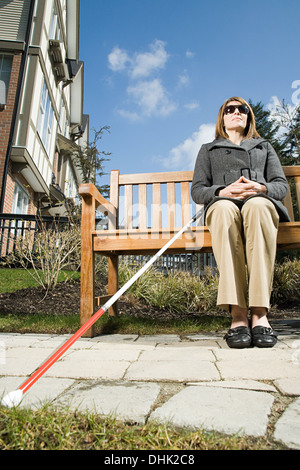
[0,0,88,217]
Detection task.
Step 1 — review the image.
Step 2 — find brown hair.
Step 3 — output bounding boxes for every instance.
[215,96,260,140]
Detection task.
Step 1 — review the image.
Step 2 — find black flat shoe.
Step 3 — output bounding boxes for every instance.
[251,326,278,348]
[224,326,252,349]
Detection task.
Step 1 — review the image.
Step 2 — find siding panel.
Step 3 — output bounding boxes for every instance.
[0,0,31,41]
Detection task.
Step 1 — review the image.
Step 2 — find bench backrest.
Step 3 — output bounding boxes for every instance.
[108,166,300,230]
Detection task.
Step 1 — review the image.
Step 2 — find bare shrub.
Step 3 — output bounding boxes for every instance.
[6,223,81,294]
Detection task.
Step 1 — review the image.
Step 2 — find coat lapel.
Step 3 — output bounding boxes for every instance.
[207,137,267,151]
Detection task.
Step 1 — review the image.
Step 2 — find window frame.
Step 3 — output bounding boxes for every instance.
[49,1,62,41]
[37,79,54,154]
[12,182,29,215]
[0,53,13,106]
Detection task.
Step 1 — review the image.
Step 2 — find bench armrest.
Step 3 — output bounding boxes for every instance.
[79,183,116,216]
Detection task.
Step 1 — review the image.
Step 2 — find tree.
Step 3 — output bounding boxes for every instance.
[269,99,300,165]
[249,99,287,160]
[74,126,111,198]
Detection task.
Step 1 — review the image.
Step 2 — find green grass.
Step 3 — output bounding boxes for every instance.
[0,268,40,293]
[0,268,80,294]
[0,312,230,336]
[0,312,80,334]
[0,405,283,450]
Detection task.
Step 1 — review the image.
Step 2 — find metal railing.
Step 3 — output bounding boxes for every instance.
[0,213,70,259]
[122,252,217,276]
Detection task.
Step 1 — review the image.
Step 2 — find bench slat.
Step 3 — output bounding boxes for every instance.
[295,176,300,214]
[124,185,133,229]
[92,222,300,254]
[181,181,190,226]
[283,190,295,222]
[152,183,161,230]
[283,166,300,177]
[167,182,176,229]
[109,170,119,230]
[139,184,147,229]
[119,171,194,185]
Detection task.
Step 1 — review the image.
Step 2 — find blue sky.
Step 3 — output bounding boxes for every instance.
[79,0,300,188]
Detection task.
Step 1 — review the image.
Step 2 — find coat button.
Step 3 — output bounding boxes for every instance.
[225,150,231,154]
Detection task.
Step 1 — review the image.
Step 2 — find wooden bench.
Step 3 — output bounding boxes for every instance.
[79,166,300,337]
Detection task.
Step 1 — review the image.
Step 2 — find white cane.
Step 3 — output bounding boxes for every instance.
[1,206,204,408]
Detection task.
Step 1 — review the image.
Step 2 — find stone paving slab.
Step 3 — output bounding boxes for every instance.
[137,346,214,361]
[187,379,277,392]
[44,358,132,380]
[125,360,220,382]
[218,357,300,381]
[274,397,300,449]
[274,378,300,396]
[55,381,161,424]
[1,347,60,377]
[0,376,75,409]
[150,385,274,437]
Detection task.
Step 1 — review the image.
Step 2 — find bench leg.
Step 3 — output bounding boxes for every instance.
[108,255,118,316]
[80,192,96,338]
[80,250,95,337]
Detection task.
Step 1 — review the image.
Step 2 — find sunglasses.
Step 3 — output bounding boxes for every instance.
[224,104,249,115]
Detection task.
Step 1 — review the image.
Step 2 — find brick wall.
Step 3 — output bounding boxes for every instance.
[3,164,14,213]
[0,52,22,213]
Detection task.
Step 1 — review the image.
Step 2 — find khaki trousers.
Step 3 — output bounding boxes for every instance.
[206,197,279,311]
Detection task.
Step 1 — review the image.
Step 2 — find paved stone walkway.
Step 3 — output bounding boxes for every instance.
[0,321,300,449]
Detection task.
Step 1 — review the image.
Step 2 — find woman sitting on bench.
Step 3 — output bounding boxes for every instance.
[191,96,290,349]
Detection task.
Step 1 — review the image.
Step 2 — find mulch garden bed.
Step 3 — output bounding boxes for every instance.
[0,278,299,324]
[0,278,198,322]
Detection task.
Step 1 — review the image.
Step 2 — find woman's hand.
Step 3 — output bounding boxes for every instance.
[218,176,267,200]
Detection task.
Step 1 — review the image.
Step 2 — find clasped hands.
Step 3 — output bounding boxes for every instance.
[218,176,267,200]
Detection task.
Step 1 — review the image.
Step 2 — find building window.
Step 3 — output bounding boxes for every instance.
[0,54,13,107]
[65,163,77,199]
[37,80,54,153]
[12,183,29,215]
[59,99,70,137]
[49,2,62,41]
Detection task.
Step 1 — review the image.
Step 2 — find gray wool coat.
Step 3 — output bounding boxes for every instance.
[191,137,290,223]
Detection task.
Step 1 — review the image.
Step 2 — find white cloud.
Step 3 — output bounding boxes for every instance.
[157,123,215,170]
[126,79,177,118]
[108,40,174,120]
[184,102,199,110]
[186,50,195,59]
[108,40,168,79]
[117,109,140,122]
[177,70,190,88]
[108,46,131,72]
[131,40,169,79]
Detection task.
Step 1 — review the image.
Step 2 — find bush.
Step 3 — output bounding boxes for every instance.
[271,258,300,306]
[5,223,81,293]
[119,262,220,314]
[118,258,300,313]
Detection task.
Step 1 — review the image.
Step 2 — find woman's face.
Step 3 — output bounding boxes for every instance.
[223,100,248,135]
